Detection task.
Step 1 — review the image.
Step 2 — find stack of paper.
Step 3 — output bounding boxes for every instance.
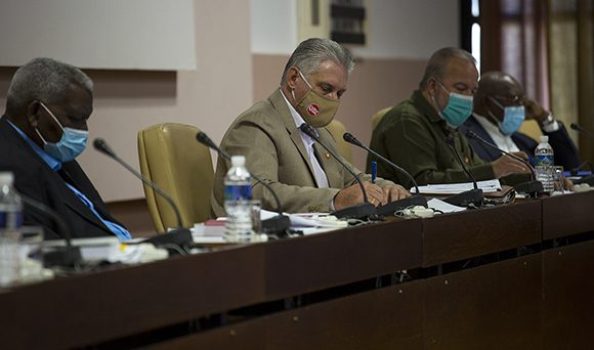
[411,179,502,195]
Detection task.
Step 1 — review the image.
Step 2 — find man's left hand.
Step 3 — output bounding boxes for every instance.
[524,98,548,122]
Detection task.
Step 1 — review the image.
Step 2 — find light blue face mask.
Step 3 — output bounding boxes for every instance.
[435,80,474,128]
[35,102,89,162]
[489,97,525,135]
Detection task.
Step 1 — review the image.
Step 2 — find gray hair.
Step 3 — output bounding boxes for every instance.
[6,57,93,113]
[281,38,355,85]
[419,47,476,89]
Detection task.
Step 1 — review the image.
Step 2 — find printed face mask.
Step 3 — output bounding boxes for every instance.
[291,70,340,128]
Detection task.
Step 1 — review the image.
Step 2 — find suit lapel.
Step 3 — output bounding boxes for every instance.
[269,89,319,184]
[57,167,112,233]
[477,125,503,160]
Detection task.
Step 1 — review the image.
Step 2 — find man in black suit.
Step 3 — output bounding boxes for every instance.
[0,58,131,240]
[460,71,580,170]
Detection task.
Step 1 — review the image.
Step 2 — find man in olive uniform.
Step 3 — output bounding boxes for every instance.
[367,47,531,189]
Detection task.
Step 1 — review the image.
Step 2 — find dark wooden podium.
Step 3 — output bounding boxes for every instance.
[1,191,593,349]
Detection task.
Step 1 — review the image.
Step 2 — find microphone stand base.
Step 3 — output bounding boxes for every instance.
[145,228,193,252]
[574,175,594,186]
[262,215,291,235]
[514,180,544,197]
[331,203,376,220]
[44,246,82,267]
[444,189,484,208]
[376,195,428,217]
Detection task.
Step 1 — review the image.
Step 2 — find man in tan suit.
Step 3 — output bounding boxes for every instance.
[211,38,409,216]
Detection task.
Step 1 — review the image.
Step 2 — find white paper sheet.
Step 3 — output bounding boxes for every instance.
[412,179,502,195]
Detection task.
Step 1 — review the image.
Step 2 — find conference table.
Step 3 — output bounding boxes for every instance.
[1,191,593,349]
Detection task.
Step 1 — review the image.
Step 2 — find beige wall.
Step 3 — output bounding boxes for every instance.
[0,1,433,206]
[253,54,427,170]
[0,0,253,202]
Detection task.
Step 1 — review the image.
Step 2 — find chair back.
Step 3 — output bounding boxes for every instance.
[137,123,214,232]
[371,107,393,130]
[326,119,352,163]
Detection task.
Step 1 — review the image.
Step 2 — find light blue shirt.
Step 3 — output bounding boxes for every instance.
[8,121,131,241]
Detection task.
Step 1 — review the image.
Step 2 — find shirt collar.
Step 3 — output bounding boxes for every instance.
[7,120,62,171]
[280,90,316,147]
[412,90,445,124]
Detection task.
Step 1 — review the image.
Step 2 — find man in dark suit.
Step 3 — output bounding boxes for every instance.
[0,58,130,240]
[460,71,580,170]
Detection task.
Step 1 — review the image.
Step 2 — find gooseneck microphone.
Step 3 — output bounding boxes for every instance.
[444,135,484,207]
[93,138,192,250]
[342,132,428,216]
[465,130,543,195]
[20,194,82,267]
[299,124,376,219]
[571,123,594,138]
[196,132,290,235]
[568,123,594,186]
[343,132,421,194]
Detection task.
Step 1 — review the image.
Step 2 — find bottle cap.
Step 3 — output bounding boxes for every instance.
[540,135,549,143]
[231,155,246,167]
[0,172,14,186]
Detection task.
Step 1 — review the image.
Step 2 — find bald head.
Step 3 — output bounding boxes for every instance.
[476,72,523,101]
[474,71,526,122]
[419,47,477,89]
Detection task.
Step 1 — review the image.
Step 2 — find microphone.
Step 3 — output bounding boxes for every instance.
[20,193,82,267]
[568,123,594,185]
[196,132,290,235]
[299,124,375,219]
[342,132,427,216]
[465,130,544,195]
[444,135,484,207]
[93,138,192,251]
[571,123,594,138]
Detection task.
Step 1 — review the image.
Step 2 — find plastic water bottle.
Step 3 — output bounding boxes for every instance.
[0,172,23,287]
[224,156,253,242]
[534,135,554,193]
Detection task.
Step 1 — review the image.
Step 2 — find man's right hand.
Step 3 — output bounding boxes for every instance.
[334,181,385,210]
[491,154,532,178]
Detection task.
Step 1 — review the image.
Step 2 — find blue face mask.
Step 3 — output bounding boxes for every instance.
[489,97,525,135]
[435,80,474,128]
[35,102,89,162]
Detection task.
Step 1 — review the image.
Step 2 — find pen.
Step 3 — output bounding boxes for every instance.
[371,160,377,184]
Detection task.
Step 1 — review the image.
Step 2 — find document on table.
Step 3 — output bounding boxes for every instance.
[411,179,502,195]
[261,210,348,228]
[427,198,466,213]
[191,211,346,243]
